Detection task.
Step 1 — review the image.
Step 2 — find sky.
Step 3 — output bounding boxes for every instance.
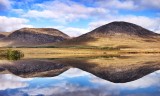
[0,0,160,37]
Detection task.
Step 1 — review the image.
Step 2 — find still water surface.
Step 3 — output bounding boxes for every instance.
[0,68,159,96]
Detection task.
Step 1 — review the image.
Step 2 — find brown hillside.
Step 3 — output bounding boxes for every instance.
[0,32,11,39]
[58,21,160,48]
[0,34,5,39]
[0,28,70,47]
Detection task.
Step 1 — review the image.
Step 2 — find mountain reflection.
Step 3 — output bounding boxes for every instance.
[0,55,160,83]
[0,68,159,96]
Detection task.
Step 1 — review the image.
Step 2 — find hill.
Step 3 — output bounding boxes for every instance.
[0,28,70,47]
[58,21,160,48]
[0,32,11,39]
[0,34,5,39]
[84,21,158,37]
[0,32,11,36]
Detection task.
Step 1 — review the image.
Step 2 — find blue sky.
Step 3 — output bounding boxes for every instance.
[0,0,160,37]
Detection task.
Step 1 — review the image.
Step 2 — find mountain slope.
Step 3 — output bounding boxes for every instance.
[0,32,10,39]
[60,21,160,48]
[0,28,70,47]
[85,21,158,37]
[0,34,5,39]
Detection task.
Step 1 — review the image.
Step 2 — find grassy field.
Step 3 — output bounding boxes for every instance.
[0,45,160,59]
[45,33,160,48]
[7,48,120,59]
[84,36,160,48]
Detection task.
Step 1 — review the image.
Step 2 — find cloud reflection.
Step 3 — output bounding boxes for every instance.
[0,74,28,90]
[0,68,159,96]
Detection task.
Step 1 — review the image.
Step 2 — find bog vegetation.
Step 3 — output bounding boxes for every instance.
[0,49,24,60]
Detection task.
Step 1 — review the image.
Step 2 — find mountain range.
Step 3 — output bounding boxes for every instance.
[0,21,160,48]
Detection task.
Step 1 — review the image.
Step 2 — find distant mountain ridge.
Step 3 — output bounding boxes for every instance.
[0,32,11,36]
[0,34,6,39]
[16,28,69,37]
[0,21,160,48]
[0,32,11,39]
[0,28,70,47]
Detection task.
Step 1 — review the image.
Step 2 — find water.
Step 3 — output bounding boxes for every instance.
[0,68,159,96]
[0,55,160,96]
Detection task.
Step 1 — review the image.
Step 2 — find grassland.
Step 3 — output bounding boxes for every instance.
[0,45,160,59]
[78,35,160,49]
[1,47,119,59]
[0,34,160,59]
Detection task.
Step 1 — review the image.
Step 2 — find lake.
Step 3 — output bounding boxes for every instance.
[0,55,160,96]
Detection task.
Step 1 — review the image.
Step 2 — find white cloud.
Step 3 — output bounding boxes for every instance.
[61,27,89,37]
[60,68,91,77]
[89,15,160,34]
[96,0,160,10]
[0,0,11,10]
[138,0,160,9]
[23,0,108,23]
[0,74,28,90]
[0,16,33,32]
[47,25,89,37]
[21,82,91,96]
[97,0,137,10]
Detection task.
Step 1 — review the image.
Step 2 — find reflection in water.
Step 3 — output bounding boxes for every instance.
[0,55,160,95]
[0,68,159,96]
[0,55,160,83]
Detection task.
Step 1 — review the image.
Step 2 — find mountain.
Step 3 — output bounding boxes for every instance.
[60,21,160,48]
[0,21,160,48]
[0,34,5,39]
[0,28,70,47]
[85,21,158,37]
[0,32,10,39]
